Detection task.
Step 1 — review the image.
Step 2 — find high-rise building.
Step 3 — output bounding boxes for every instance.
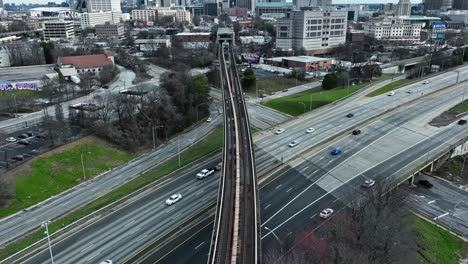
[364,17,421,43]
[131,9,157,22]
[236,0,255,14]
[43,20,75,41]
[0,0,4,11]
[81,11,121,29]
[452,0,468,10]
[293,0,331,10]
[424,0,452,12]
[276,7,347,55]
[87,0,121,12]
[396,0,411,16]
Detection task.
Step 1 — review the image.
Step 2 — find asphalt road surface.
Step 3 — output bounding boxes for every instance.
[15,70,468,263]
[403,174,468,237]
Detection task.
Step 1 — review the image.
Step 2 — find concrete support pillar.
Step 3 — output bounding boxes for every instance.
[430,162,434,172]
[409,175,416,187]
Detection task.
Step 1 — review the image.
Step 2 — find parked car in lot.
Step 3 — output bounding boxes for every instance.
[418,180,433,188]
[288,140,299,147]
[458,119,467,125]
[166,194,182,205]
[17,140,30,145]
[346,113,354,118]
[362,179,376,188]
[352,129,361,135]
[12,155,24,161]
[306,128,315,134]
[275,128,285,135]
[5,137,16,142]
[18,134,29,139]
[331,148,342,155]
[319,208,334,219]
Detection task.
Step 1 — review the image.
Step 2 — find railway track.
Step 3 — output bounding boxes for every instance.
[208,44,260,264]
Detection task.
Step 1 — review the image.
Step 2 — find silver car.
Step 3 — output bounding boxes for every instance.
[165,194,182,205]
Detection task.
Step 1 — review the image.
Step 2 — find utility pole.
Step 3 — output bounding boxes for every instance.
[177,137,181,167]
[152,125,156,149]
[13,94,18,118]
[80,153,86,180]
[42,221,55,264]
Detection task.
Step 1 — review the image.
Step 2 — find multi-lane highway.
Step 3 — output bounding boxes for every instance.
[5,64,468,263]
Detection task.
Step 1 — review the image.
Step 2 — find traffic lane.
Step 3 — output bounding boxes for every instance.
[403,174,468,237]
[23,157,222,264]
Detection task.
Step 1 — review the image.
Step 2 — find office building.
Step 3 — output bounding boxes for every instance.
[453,0,468,10]
[157,8,191,23]
[131,9,157,22]
[95,22,124,38]
[87,0,121,12]
[424,0,452,12]
[237,0,255,14]
[43,20,75,41]
[396,0,411,16]
[81,11,121,29]
[255,2,293,18]
[276,8,347,55]
[293,0,332,10]
[364,17,421,43]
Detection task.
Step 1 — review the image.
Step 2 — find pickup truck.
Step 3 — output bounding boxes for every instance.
[196,168,215,179]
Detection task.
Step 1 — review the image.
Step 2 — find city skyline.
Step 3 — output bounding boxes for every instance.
[6,0,424,4]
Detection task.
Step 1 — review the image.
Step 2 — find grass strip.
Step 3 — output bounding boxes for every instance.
[412,215,468,264]
[0,137,136,219]
[251,77,312,97]
[0,127,224,260]
[263,75,391,116]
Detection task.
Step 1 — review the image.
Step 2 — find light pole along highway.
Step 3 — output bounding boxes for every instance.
[208,28,261,264]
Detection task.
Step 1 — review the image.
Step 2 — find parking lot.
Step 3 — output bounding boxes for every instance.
[402,174,468,238]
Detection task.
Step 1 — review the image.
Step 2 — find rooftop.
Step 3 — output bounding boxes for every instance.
[58,53,113,69]
[176,32,211,36]
[255,2,293,7]
[266,56,329,63]
[400,15,441,21]
[0,64,57,82]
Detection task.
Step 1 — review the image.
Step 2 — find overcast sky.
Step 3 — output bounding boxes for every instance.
[8,0,423,4]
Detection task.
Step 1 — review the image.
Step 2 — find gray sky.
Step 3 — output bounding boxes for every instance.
[7,0,423,4]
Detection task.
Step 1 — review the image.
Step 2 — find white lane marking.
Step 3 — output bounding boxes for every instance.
[137,233,149,241]
[195,242,205,250]
[300,166,310,172]
[275,184,282,190]
[417,195,425,198]
[434,212,449,220]
[428,200,436,204]
[166,207,175,214]
[124,220,135,227]
[286,232,292,237]
[195,190,204,196]
[86,252,100,262]
[310,214,317,219]
[333,199,338,203]
[80,244,94,253]
[264,204,271,209]
[187,186,194,191]
[171,213,182,220]
[130,227,141,235]
[327,160,333,165]
[286,188,292,193]
[318,157,324,161]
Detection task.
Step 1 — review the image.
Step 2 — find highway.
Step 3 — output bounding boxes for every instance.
[5,64,466,263]
[156,80,468,263]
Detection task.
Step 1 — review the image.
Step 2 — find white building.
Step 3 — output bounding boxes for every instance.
[396,0,411,17]
[276,7,347,55]
[131,9,157,22]
[87,0,121,12]
[240,36,265,44]
[364,17,421,43]
[157,8,191,23]
[81,11,121,29]
[293,0,331,10]
[43,20,75,41]
[0,46,10,67]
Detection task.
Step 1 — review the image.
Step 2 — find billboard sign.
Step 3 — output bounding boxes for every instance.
[241,53,260,63]
[432,22,446,30]
[0,81,41,91]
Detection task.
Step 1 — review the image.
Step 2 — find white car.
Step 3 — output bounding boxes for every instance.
[196,168,214,179]
[288,140,299,147]
[407,89,413,94]
[5,137,16,142]
[99,261,113,264]
[362,179,376,188]
[387,91,395,96]
[306,128,315,134]
[165,194,182,205]
[319,208,334,219]
[275,129,285,135]
[422,80,429,84]
[206,118,212,122]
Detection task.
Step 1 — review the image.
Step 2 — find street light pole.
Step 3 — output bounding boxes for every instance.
[152,125,156,149]
[264,226,282,246]
[80,153,86,180]
[42,221,55,264]
[13,94,18,118]
[177,137,181,167]
[298,102,306,113]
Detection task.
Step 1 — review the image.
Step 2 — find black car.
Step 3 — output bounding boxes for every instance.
[18,134,29,139]
[17,140,30,145]
[12,155,24,161]
[36,134,43,139]
[458,119,467,125]
[418,180,433,188]
[26,131,34,137]
[282,89,289,92]
[23,153,32,158]
[352,129,361,135]
[346,113,354,118]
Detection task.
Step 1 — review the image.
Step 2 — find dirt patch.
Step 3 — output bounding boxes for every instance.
[430,101,468,127]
